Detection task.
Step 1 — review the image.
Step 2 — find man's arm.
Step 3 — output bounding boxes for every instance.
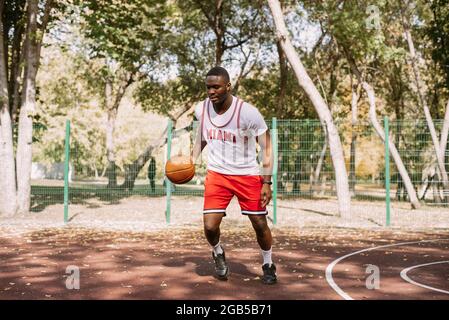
[258,129,273,207]
[191,123,207,163]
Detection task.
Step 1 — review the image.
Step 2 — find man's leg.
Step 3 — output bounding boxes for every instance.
[204,213,229,280]
[202,171,234,280]
[203,213,224,247]
[248,215,272,251]
[248,215,277,284]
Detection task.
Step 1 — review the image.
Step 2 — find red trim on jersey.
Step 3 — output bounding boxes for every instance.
[236,99,244,129]
[200,99,207,142]
[207,97,239,128]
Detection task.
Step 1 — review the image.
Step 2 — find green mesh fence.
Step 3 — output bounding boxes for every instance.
[29,118,449,223]
[30,121,67,212]
[389,119,449,206]
[274,119,388,201]
[275,119,448,206]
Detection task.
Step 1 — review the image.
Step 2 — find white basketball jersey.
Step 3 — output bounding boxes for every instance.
[194,96,268,175]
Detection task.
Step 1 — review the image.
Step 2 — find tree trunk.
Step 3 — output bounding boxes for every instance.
[16,0,39,214]
[11,21,27,123]
[11,52,23,122]
[440,99,449,170]
[313,63,338,194]
[394,96,406,200]
[105,78,118,188]
[214,0,224,65]
[100,165,108,178]
[309,120,328,196]
[120,101,196,190]
[121,126,168,190]
[0,8,18,216]
[106,116,118,188]
[362,81,420,209]
[349,130,357,192]
[402,13,449,201]
[394,119,404,200]
[342,47,420,209]
[276,40,288,116]
[292,154,301,194]
[8,21,24,121]
[440,100,449,200]
[349,79,360,192]
[0,109,17,216]
[196,0,225,65]
[93,164,99,180]
[314,122,328,195]
[103,66,135,188]
[215,34,224,66]
[267,0,351,218]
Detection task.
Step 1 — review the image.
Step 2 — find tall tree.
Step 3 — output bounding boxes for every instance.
[401,1,449,200]
[16,0,39,213]
[349,75,361,192]
[79,0,170,188]
[426,0,449,193]
[0,0,17,216]
[304,0,421,208]
[0,0,57,215]
[267,0,351,218]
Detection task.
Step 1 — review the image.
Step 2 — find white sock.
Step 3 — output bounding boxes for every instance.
[261,248,273,266]
[212,242,223,256]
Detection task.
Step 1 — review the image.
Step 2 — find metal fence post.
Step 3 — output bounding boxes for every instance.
[63,120,71,223]
[272,118,278,225]
[165,119,173,224]
[384,116,391,227]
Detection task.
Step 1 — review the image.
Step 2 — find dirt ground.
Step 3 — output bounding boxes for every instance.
[1,197,448,300]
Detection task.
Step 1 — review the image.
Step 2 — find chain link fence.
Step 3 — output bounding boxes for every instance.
[29,118,449,223]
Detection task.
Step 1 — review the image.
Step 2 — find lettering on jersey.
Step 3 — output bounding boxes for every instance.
[207,128,237,143]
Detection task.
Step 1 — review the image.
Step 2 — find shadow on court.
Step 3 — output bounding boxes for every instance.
[30,183,205,213]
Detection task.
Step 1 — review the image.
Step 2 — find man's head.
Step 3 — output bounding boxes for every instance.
[205,66,231,105]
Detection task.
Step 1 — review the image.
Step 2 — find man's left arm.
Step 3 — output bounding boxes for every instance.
[258,129,273,207]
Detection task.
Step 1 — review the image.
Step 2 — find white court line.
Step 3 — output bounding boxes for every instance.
[325,239,449,300]
[400,261,449,295]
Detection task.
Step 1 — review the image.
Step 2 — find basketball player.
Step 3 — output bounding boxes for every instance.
[192,66,277,285]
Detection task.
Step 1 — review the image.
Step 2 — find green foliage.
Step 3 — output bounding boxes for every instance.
[133,0,275,117]
[239,65,317,119]
[31,0,448,183]
[426,0,449,88]
[78,0,170,70]
[34,45,106,172]
[136,75,204,116]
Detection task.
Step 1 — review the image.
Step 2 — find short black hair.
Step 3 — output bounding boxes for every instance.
[206,66,230,83]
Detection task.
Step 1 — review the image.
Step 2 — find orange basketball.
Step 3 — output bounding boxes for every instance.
[165,155,195,184]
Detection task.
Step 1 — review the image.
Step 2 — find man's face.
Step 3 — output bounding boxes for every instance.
[205,75,230,104]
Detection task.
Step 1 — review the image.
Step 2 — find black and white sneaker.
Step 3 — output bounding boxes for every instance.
[212,250,229,280]
[262,263,277,285]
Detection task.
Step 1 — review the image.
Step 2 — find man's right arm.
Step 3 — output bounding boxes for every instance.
[191,125,206,163]
[191,104,206,163]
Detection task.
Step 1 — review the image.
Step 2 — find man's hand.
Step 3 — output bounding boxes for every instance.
[260,184,272,207]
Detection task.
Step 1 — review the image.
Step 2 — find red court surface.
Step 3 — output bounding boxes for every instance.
[1,225,448,300]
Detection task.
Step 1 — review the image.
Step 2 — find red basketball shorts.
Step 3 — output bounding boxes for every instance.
[203,170,268,216]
